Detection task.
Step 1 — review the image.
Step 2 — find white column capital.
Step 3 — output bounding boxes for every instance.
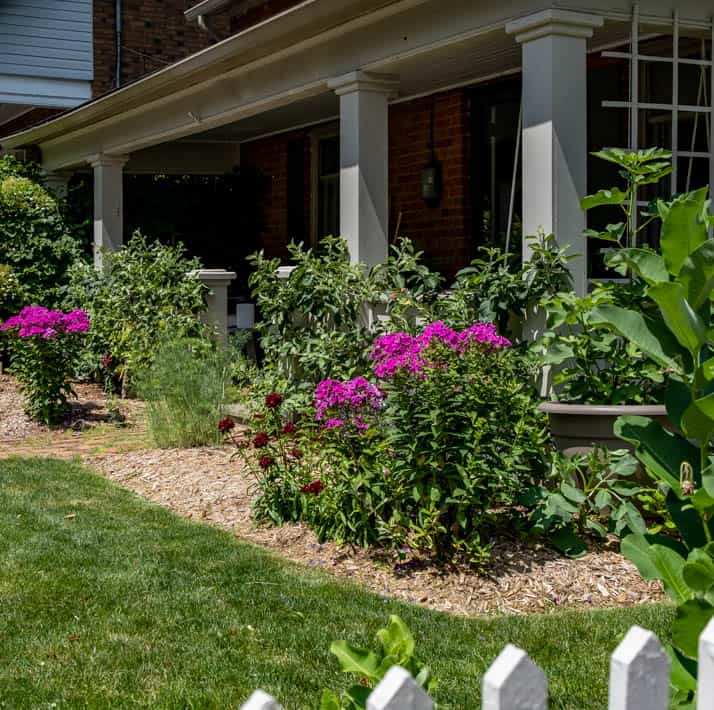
[87,153,130,169]
[328,71,399,98]
[506,9,603,43]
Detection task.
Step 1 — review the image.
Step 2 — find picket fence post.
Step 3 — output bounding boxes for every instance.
[482,643,547,710]
[698,618,714,710]
[608,625,670,710]
[366,666,433,710]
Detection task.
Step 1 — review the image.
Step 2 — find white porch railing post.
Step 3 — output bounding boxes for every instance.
[366,666,433,710]
[482,643,547,710]
[608,626,670,710]
[698,618,714,710]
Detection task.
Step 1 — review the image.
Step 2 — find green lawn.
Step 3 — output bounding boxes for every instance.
[0,457,672,709]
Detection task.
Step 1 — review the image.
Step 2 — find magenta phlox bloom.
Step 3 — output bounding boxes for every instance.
[1,306,90,339]
[370,320,510,379]
[315,376,384,434]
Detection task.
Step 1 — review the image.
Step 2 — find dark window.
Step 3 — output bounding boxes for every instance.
[317,135,340,239]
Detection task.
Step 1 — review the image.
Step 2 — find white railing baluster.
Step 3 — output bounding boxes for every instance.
[241,689,284,710]
[482,643,547,710]
[698,618,714,710]
[609,626,670,710]
[366,666,434,710]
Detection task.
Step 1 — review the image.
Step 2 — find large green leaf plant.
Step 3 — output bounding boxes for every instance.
[587,154,714,706]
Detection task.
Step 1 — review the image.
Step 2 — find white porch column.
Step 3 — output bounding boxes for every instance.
[193,269,237,341]
[507,10,603,297]
[328,71,399,266]
[88,154,129,269]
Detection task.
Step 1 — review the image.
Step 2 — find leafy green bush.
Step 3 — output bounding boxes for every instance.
[521,447,648,556]
[65,233,208,394]
[437,233,572,336]
[0,264,21,316]
[0,171,81,307]
[1,306,90,423]
[247,237,446,411]
[137,338,230,448]
[322,615,436,710]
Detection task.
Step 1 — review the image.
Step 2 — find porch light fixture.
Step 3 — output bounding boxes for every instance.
[421,97,442,205]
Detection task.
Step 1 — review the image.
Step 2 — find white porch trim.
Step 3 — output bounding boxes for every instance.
[507,9,603,297]
[89,154,129,268]
[329,71,398,266]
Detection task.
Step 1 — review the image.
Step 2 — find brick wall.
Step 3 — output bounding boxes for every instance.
[389,89,472,278]
[240,88,473,277]
[92,0,231,96]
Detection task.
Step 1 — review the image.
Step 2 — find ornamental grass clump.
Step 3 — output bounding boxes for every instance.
[1,306,89,423]
[305,321,549,567]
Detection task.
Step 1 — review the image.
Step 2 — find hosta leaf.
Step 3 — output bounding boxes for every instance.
[682,548,714,592]
[560,482,586,504]
[658,187,710,275]
[330,641,382,681]
[581,188,628,210]
[673,598,714,659]
[649,544,693,604]
[376,616,414,662]
[589,305,684,372]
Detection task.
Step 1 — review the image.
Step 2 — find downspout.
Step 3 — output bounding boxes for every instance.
[197,15,223,43]
[114,0,122,88]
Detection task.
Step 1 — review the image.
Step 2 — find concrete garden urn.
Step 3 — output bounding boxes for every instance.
[539,402,669,456]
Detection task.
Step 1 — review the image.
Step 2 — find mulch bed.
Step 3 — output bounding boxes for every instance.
[0,376,664,616]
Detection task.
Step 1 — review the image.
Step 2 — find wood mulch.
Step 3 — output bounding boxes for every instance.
[0,376,664,616]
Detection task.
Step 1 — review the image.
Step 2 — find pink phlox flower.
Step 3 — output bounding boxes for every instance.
[325,418,345,430]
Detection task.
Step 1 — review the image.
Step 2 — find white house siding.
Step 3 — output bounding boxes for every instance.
[0,0,92,108]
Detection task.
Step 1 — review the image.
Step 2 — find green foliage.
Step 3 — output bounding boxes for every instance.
[248,236,371,393]
[438,233,573,335]
[0,264,21,317]
[521,448,648,557]
[584,148,714,706]
[65,233,208,394]
[322,616,436,709]
[247,237,444,401]
[0,154,43,182]
[136,338,230,448]
[0,170,82,307]
[533,284,665,404]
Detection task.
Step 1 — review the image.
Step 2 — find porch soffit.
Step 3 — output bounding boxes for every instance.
[4,0,711,172]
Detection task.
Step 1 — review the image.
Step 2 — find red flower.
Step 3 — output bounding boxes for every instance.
[253,432,270,448]
[290,448,303,460]
[281,422,297,435]
[265,392,284,409]
[259,455,275,469]
[219,418,236,433]
[101,353,113,368]
[253,413,265,421]
[300,480,324,495]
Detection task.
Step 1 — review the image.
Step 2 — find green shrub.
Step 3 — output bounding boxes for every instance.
[137,338,229,448]
[247,237,445,412]
[1,306,90,423]
[0,264,21,316]
[65,233,208,394]
[258,321,549,568]
[437,233,572,336]
[0,172,81,307]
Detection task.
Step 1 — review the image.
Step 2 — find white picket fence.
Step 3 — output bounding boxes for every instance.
[241,620,714,710]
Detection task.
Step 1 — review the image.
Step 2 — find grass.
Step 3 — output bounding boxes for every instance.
[0,457,673,709]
